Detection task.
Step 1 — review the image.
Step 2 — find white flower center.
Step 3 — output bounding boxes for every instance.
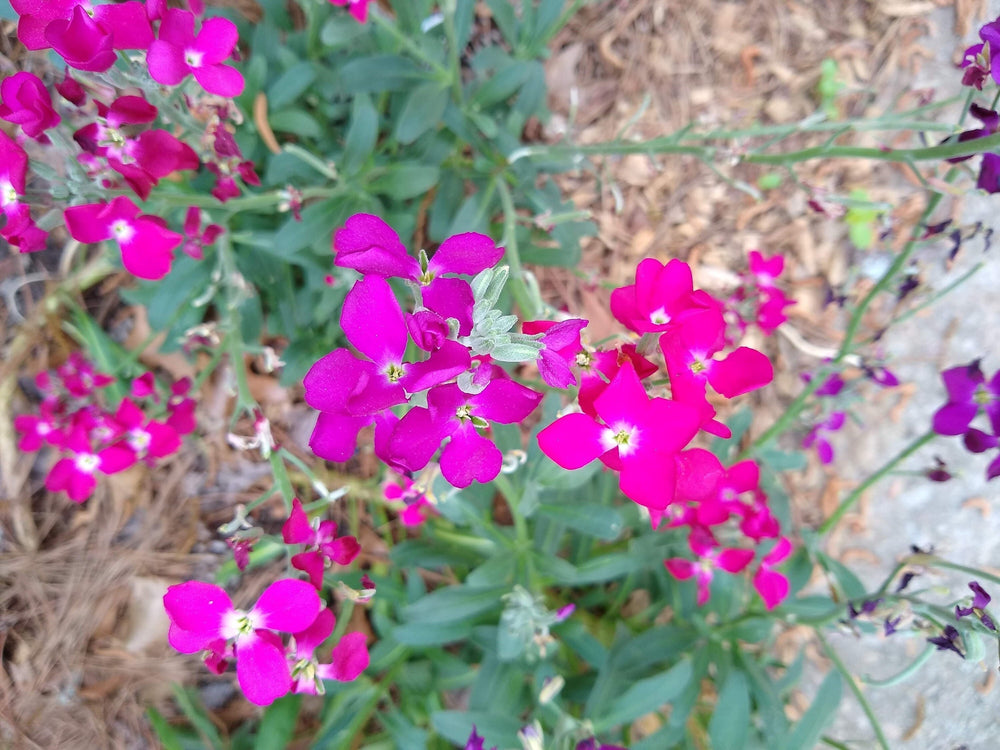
[601,422,638,457]
[649,307,670,326]
[127,428,151,453]
[184,49,204,68]
[0,180,18,207]
[110,219,135,244]
[74,453,100,474]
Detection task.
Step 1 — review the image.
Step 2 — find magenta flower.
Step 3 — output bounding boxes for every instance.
[281,499,361,588]
[147,9,244,98]
[289,608,369,695]
[538,362,700,510]
[64,196,183,279]
[329,0,374,24]
[0,129,47,253]
[610,257,710,334]
[664,528,755,606]
[113,398,181,464]
[164,578,322,705]
[55,68,86,105]
[333,214,504,334]
[181,206,223,259]
[465,727,498,750]
[0,72,60,141]
[384,474,436,526]
[523,318,589,388]
[384,378,542,488]
[752,536,792,610]
[44,426,136,502]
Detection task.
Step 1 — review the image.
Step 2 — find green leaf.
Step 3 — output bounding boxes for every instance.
[401,584,506,624]
[391,619,473,647]
[817,551,868,601]
[271,198,341,258]
[146,707,184,750]
[395,82,450,144]
[320,14,368,48]
[265,62,316,109]
[592,659,692,732]
[472,60,534,108]
[342,93,378,174]
[783,671,842,750]
[534,502,623,541]
[564,552,646,585]
[708,670,751,750]
[369,165,441,200]
[268,108,322,139]
[170,686,223,750]
[339,55,430,93]
[254,694,301,750]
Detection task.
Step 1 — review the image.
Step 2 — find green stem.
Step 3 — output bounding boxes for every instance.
[817,430,936,534]
[816,632,891,750]
[283,144,339,181]
[861,645,934,687]
[146,185,342,213]
[497,179,543,318]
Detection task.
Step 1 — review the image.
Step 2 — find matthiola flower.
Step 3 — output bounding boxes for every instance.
[289,608,369,695]
[664,527,755,606]
[164,578,322,705]
[0,130,47,252]
[329,0,374,24]
[802,411,846,464]
[465,727,498,750]
[932,360,1000,436]
[282,499,361,588]
[385,378,542,488]
[956,581,996,631]
[961,16,1000,89]
[0,72,60,141]
[148,9,244,98]
[928,624,964,658]
[383,473,436,526]
[752,536,792,610]
[333,214,504,334]
[44,426,136,502]
[538,362,700,510]
[112,398,180,464]
[610,257,711,333]
[523,318,589,388]
[12,0,153,71]
[181,207,222,259]
[63,196,183,279]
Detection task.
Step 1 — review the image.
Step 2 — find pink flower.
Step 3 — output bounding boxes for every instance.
[63,196,182,279]
[282,499,361,588]
[0,129,47,253]
[384,474,436,526]
[333,214,504,335]
[538,362,700,510]
[0,72,60,141]
[289,609,369,695]
[181,206,223,259]
[523,318,589,388]
[753,537,792,610]
[44,427,136,502]
[147,9,244,98]
[664,528,755,606]
[113,397,181,463]
[609,258,714,334]
[329,0,374,23]
[163,578,322,705]
[13,1,152,70]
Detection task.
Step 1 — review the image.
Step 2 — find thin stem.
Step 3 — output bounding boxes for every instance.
[497,179,543,319]
[817,430,936,534]
[369,9,450,80]
[816,632,891,750]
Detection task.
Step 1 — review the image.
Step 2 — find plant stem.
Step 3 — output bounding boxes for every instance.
[817,430,936,534]
[816,632,891,750]
[497,179,543,319]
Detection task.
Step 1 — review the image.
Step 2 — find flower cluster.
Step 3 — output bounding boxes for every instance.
[537,258,789,608]
[305,214,553,489]
[932,360,1000,480]
[725,250,794,338]
[383,472,436,526]
[14,353,194,502]
[164,578,369,705]
[961,16,1000,90]
[1,1,255,274]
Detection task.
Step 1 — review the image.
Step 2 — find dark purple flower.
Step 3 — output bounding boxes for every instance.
[465,726,497,750]
[848,597,882,619]
[932,361,1000,436]
[928,625,965,658]
[896,571,917,593]
[884,615,902,636]
[956,581,996,631]
[925,457,952,483]
[803,411,846,464]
